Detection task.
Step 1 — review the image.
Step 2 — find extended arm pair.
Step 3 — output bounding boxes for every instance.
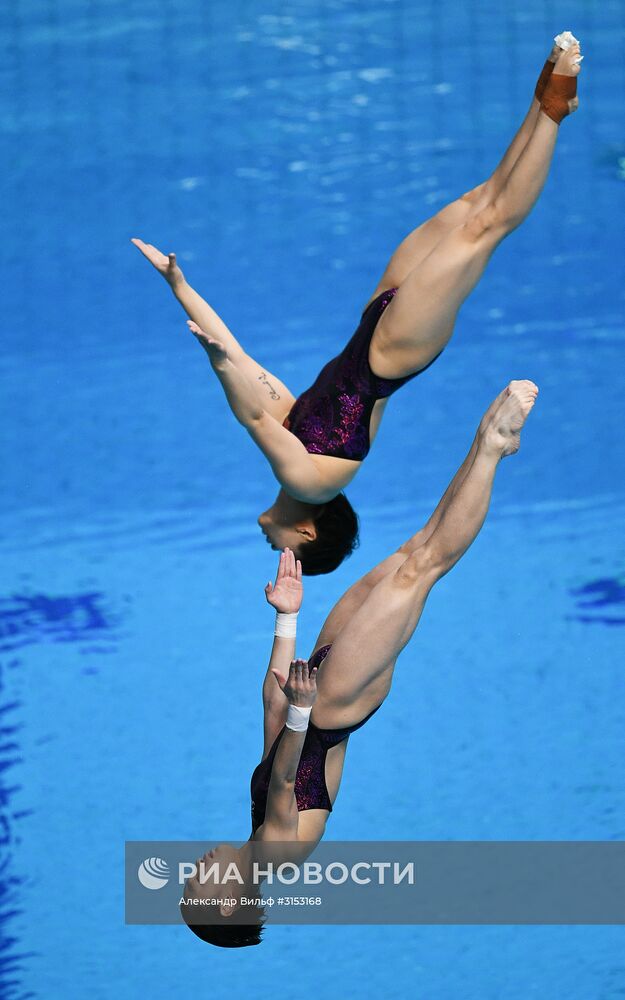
[131,239,330,502]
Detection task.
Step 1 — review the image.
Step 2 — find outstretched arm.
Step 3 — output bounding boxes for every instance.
[262,659,318,840]
[261,548,303,754]
[131,238,247,358]
[131,238,297,420]
[190,324,331,502]
[259,550,318,841]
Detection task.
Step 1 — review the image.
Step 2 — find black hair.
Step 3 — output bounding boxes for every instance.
[184,901,266,949]
[186,918,264,948]
[298,492,360,576]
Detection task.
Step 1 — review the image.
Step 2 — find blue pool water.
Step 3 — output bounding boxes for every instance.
[2,0,625,996]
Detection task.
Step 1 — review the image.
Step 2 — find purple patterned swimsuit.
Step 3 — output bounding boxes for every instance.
[282,288,440,461]
[250,644,379,833]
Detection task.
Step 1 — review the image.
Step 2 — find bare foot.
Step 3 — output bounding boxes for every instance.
[482,380,539,457]
[553,41,583,76]
[547,42,564,63]
[540,42,584,119]
[478,385,510,436]
[547,42,561,65]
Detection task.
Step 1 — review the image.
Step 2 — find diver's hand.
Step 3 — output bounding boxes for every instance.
[186,321,229,368]
[265,548,303,614]
[131,238,185,289]
[272,658,317,707]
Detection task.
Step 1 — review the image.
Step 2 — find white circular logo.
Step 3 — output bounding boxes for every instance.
[138,857,170,890]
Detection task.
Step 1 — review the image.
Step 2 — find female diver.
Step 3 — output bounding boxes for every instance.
[133,37,580,575]
[180,378,539,946]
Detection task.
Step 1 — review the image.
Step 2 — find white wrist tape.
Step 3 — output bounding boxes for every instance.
[286,704,312,732]
[274,611,298,638]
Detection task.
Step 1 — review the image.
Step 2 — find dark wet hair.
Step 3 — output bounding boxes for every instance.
[298,492,360,576]
[186,918,264,948]
[184,902,266,949]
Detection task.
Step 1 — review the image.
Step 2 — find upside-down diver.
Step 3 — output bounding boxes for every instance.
[180,379,538,946]
[134,36,580,574]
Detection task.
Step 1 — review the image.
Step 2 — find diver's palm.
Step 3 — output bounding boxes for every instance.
[265,548,303,614]
[266,576,302,614]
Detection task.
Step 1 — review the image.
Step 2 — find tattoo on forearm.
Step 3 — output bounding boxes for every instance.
[257,371,281,400]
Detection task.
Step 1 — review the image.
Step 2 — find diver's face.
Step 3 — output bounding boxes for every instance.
[258,511,308,555]
[182,845,242,909]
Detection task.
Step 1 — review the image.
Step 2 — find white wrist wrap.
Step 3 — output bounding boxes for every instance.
[286,704,312,732]
[274,611,298,638]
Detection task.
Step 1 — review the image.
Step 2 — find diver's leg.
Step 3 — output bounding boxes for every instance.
[311,386,510,649]
[363,41,564,305]
[312,381,538,729]
[369,45,582,380]
[478,40,564,204]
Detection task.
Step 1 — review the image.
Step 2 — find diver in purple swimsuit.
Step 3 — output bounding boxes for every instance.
[180,378,539,947]
[133,36,581,574]
[281,288,441,462]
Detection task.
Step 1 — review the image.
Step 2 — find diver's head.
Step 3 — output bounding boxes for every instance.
[258,491,359,575]
[180,845,265,949]
[258,504,317,553]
